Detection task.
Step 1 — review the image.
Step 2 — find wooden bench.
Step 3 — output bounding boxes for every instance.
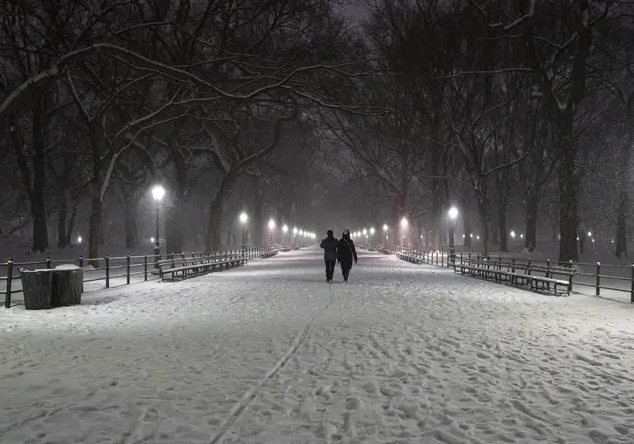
[158,254,248,281]
[260,249,279,259]
[396,251,424,264]
[456,257,575,296]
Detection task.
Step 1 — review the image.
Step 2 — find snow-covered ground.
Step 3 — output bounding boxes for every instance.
[2,247,634,443]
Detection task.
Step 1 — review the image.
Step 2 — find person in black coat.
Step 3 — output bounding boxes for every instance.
[320,229,338,283]
[337,229,357,283]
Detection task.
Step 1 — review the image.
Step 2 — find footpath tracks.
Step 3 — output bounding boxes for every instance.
[207,282,336,443]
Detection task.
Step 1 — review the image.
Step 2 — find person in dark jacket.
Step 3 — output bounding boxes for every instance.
[337,229,357,283]
[320,230,338,283]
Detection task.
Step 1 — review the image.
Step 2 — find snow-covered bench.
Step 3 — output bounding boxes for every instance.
[395,251,424,264]
[260,249,279,259]
[158,253,247,281]
[456,257,574,296]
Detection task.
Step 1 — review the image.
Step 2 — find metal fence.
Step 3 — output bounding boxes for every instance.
[395,248,634,303]
[1,246,278,308]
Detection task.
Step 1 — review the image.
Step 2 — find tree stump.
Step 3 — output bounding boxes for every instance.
[52,266,84,306]
[20,270,53,310]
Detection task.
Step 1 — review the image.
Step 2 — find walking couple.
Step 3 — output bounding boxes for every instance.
[319,229,358,284]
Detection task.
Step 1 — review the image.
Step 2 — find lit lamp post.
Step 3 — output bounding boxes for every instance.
[400,217,408,248]
[370,227,375,248]
[268,219,276,245]
[448,206,459,266]
[151,185,165,269]
[362,228,367,246]
[239,212,248,257]
[282,224,289,248]
[383,224,388,248]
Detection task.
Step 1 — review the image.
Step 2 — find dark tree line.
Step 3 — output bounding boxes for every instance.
[1,0,634,264]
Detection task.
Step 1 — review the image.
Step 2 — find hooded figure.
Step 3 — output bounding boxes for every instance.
[320,229,338,283]
[337,229,357,283]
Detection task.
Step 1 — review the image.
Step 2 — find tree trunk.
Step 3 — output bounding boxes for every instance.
[31,105,48,252]
[65,202,78,246]
[88,125,103,268]
[88,195,102,267]
[206,195,227,251]
[166,141,189,254]
[524,189,540,252]
[615,138,631,258]
[57,199,67,248]
[557,115,579,263]
[123,188,140,251]
[206,170,238,251]
[253,188,264,247]
[498,209,508,252]
[476,181,490,256]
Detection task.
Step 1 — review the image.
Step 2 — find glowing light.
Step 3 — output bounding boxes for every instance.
[239,212,247,224]
[151,185,165,202]
[268,219,276,230]
[383,224,388,231]
[448,207,459,220]
[401,217,408,228]
[77,236,82,244]
[282,225,288,233]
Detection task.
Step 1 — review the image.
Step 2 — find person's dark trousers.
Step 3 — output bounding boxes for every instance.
[340,260,352,281]
[325,260,336,281]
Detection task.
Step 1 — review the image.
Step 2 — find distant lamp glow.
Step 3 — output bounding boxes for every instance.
[462,234,465,238]
[293,227,298,234]
[448,207,459,220]
[239,212,248,224]
[401,217,408,228]
[77,236,82,244]
[587,231,592,237]
[476,235,480,240]
[151,237,155,242]
[370,227,375,235]
[299,230,304,236]
[268,219,276,230]
[383,224,388,231]
[151,185,165,202]
[362,229,367,236]
[510,230,516,239]
[282,225,288,233]
[520,234,524,239]
[470,234,474,238]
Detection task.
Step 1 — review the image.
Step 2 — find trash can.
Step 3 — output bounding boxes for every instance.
[20,269,54,310]
[52,265,84,306]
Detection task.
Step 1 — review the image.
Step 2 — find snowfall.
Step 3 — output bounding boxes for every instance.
[1,247,634,444]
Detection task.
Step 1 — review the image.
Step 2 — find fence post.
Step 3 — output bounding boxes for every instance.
[126,255,131,285]
[144,254,148,281]
[596,262,601,296]
[546,259,551,278]
[105,255,110,288]
[46,257,51,269]
[512,256,516,273]
[5,259,13,308]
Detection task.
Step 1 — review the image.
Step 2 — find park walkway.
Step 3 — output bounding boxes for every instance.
[1,247,633,443]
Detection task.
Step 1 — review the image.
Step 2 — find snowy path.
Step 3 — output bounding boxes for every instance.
[2,248,634,443]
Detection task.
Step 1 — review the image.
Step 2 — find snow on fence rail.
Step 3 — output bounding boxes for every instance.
[0,246,278,309]
[395,247,634,303]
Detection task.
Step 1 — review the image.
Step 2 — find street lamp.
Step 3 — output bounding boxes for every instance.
[268,219,276,245]
[282,224,288,248]
[151,185,166,269]
[383,224,388,247]
[448,206,459,266]
[401,217,408,228]
[239,212,248,256]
